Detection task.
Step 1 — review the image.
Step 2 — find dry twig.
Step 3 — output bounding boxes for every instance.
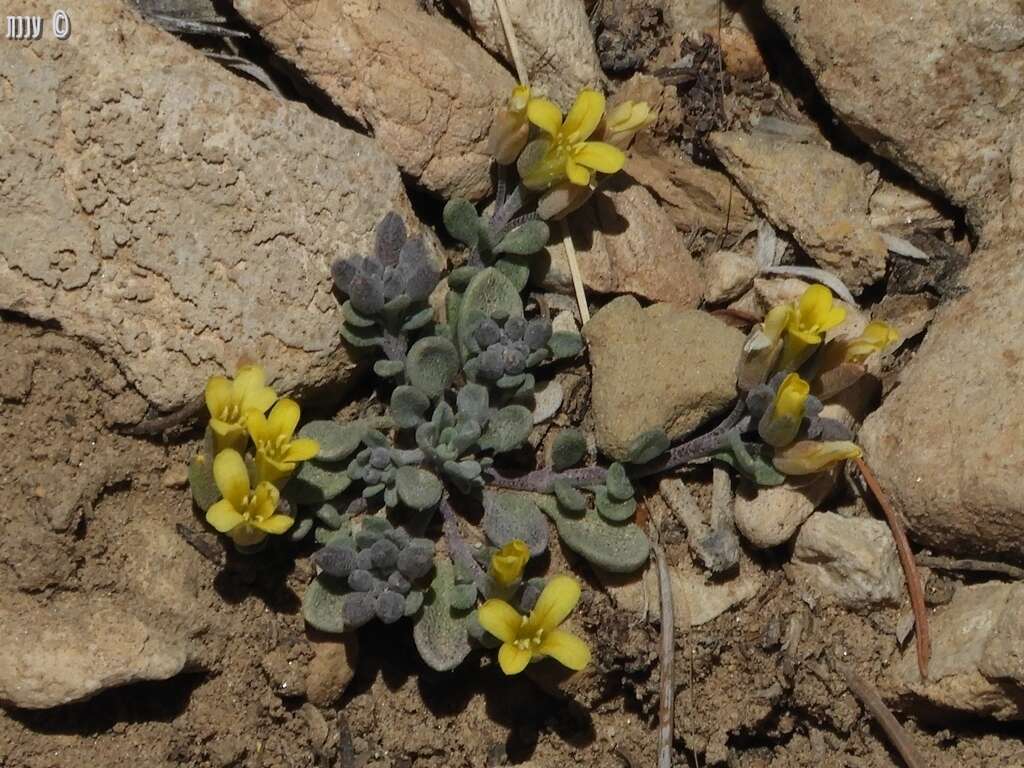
[915,554,1024,581]
[842,666,928,768]
[854,456,931,679]
[649,522,676,768]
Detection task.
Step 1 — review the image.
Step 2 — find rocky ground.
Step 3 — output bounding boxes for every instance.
[2,0,1024,766]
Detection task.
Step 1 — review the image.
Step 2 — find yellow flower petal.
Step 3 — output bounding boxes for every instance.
[206,499,244,533]
[205,376,232,419]
[529,575,581,633]
[563,89,605,141]
[798,284,833,322]
[498,643,532,675]
[229,524,267,548]
[490,540,530,587]
[565,155,591,186]
[256,453,293,485]
[209,418,243,439]
[573,141,626,175]
[232,364,266,400]
[526,98,563,138]
[538,629,590,671]
[284,437,320,463]
[268,398,301,440]
[608,101,651,132]
[510,84,531,112]
[763,305,792,342]
[244,386,278,416]
[246,410,271,444]
[254,513,294,535]
[213,449,250,508]
[477,599,523,644]
[773,373,810,422]
[250,481,281,520]
[845,321,899,363]
[773,440,862,475]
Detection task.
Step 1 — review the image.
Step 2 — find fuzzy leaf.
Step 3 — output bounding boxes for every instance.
[626,429,671,464]
[605,462,633,502]
[340,322,385,349]
[456,268,524,360]
[715,431,786,487]
[405,336,459,399]
[450,583,479,611]
[391,385,431,429]
[413,559,472,672]
[481,491,549,556]
[401,306,435,333]
[341,300,377,328]
[287,460,353,505]
[446,266,480,292]
[547,330,584,360]
[552,479,587,514]
[312,501,348,529]
[479,404,533,453]
[594,487,637,522]
[537,496,649,573]
[443,198,480,248]
[456,382,489,424]
[395,466,443,511]
[493,255,531,292]
[375,211,407,265]
[302,575,350,634]
[298,421,364,462]
[188,450,220,513]
[373,360,405,379]
[551,428,587,470]
[495,220,549,256]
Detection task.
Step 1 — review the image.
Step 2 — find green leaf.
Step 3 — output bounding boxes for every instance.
[413,559,472,672]
[405,336,460,399]
[287,460,353,505]
[551,428,587,470]
[456,268,524,360]
[716,431,786,487]
[401,306,435,333]
[340,322,385,349]
[373,359,405,379]
[495,220,550,255]
[450,583,479,611]
[626,429,670,464]
[446,266,480,291]
[298,420,364,462]
[547,330,584,360]
[537,496,649,573]
[443,198,480,248]
[493,255,531,292]
[479,404,533,453]
[342,300,377,328]
[605,462,634,502]
[188,450,220,513]
[481,491,549,555]
[395,466,443,511]
[391,385,431,429]
[552,479,587,514]
[594,487,637,522]
[302,575,350,634]
[455,382,489,424]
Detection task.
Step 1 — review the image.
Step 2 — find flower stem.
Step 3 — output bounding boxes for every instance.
[484,464,608,493]
[439,494,488,590]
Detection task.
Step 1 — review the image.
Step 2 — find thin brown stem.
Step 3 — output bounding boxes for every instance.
[854,456,930,679]
[915,554,1024,581]
[842,666,928,768]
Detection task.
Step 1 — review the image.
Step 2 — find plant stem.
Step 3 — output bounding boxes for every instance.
[439,494,488,589]
[841,666,927,768]
[484,464,608,493]
[490,183,527,233]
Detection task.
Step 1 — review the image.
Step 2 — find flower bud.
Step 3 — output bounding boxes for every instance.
[488,84,532,165]
[758,372,809,447]
[599,100,655,150]
[736,304,791,391]
[536,180,595,220]
[489,539,530,587]
[772,440,862,475]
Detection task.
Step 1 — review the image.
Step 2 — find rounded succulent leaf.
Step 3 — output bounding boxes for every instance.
[493,255,531,292]
[551,428,587,470]
[405,336,459,399]
[605,462,634,502]
[394,466,443,511]
[547,330,584,360]
[495,220,550,256]
[299,420,364,462]
[341,300,377,328]
[404,590,425,617]
[413,559,472,672]
[537,497,650,573]
[302,575,350,634]
[456,382,490,424]
[373,359,406,379]
[456,268,524,361]
[553,479,587,514]
[391,385,431,429]
[443,198,481,248]
[481,491,549,556]
[479,404,533,454]
[375,591,406,624]
[314,544,357,578]
[188,451,219,513]
[341,592,377,629]
[626,429,671,464]
[375,211,408,266]
[595,487,637,522]
[450,583,479,611]
[287,460,352,505]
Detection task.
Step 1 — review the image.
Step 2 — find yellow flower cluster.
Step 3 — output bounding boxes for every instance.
[741,285,899,476]
[202,364,319,547]
[488,84,655,219]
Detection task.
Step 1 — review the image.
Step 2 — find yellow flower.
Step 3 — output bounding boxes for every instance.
[489,540,530,587]
[247,398,320,483]
[206,449,293,546]
[521,89,626,190]
[478,575,590,675]
[778,285,847,371]
[205,364,278,452]
[843,321,899,364]
[602,100,655,149]
[772,440,862,476]
[489,84,532,165]
[737,304,793,390]
[759,373,810,448]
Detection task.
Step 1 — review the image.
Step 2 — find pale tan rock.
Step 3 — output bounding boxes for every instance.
[536,182,704,306]
[584,296,743,461]
[789,513,903,607]
[704,250,758,304]
[0,0,425,411]
[235,0,514,200]
[0,595,193,709]
[734,474,833,549]
[871,293,938,344]
[305,632,359,706]
[665,0,734,33]
[890,583,1024,721]
[859,239,1024,556]
[705,27,767,80]
[448,0,604,106]
[711,131,888,292]
[765,0,1024,227]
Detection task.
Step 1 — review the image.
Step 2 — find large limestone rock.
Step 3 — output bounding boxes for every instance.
[710,130,888,292]
[0,0,426,411]
[765,0,1024,226]
[235,0,514,200]
[536,183,704,306]
[584,296,743,461]
[448,0,604,106]
[859,240,1024,556]
[890,583,1024,721]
